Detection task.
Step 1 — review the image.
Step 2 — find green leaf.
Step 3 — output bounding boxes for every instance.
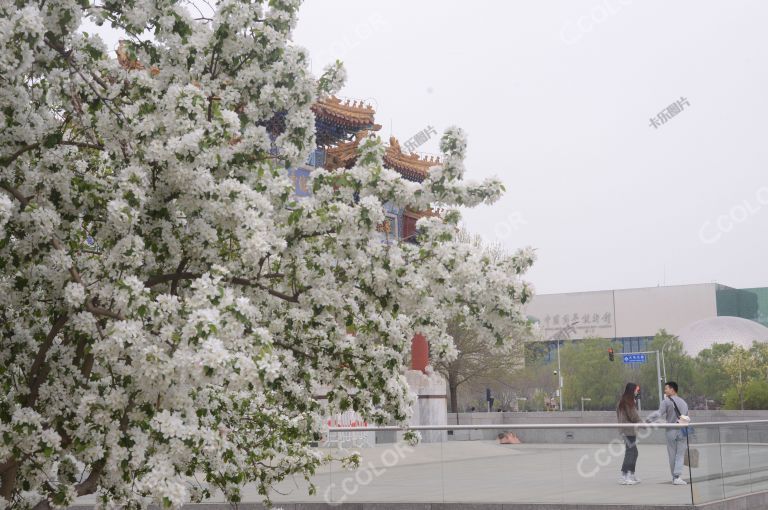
[42,132,62,148]
[84,44,103,60]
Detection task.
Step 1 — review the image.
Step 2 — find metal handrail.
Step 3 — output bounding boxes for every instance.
[328,419,768,432]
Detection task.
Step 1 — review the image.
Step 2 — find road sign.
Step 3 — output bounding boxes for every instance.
[623,353,647,364]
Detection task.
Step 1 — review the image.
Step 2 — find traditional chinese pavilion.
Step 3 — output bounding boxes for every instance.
[115,49,444,422]
[287,96,447,439]
[281,96,440,247]
[301,99,448,441]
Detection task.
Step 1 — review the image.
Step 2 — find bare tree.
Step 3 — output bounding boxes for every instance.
[433,228,535,411]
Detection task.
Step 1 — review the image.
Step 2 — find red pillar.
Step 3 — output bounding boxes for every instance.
[411,333,428,373]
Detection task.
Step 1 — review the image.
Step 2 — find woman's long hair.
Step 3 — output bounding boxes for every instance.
[617,382,638,416]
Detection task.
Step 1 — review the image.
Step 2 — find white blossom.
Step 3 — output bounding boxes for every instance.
[63,282,86,308]
[0,0,534,508]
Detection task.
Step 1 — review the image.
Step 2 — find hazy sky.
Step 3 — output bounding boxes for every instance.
[292,1,768,295]
[85,1,768,295]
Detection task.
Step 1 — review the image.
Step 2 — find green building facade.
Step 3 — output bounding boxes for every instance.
[716,286,768,327]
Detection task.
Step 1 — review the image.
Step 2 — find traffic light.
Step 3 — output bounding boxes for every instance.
[608,347,614,361]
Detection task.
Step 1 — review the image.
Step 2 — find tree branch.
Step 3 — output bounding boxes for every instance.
[50,238,125,320]
[145,272,305,303]
[1,143,40,168]
[74,459,104,497]
[0,462,18,501]
[0,181,30,210]
[231,277,304,303]
[60,140,104,151]
[144,271,200,287]
[170,258,188,295]
[26,314,69,407]
[44,37,125,122]
[84,302,124,320]
[30,394,136,510]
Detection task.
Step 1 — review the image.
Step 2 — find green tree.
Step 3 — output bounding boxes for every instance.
[494,362,556,410]
[530,388,548,411]
[691,343,735,404]
[637,331,694,410]
[559,338,626,410]
[750,341,768,381]
[724,380,768,410]
[722,346,759,410]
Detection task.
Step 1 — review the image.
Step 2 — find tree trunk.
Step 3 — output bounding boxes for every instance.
[448,369,459,413]
[0,462,18,501]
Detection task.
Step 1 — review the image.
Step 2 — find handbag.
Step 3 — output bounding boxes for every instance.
[684,447,700,468]
[669,397,690,438]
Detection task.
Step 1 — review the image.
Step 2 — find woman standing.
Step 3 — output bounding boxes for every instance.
[617,383,642,485]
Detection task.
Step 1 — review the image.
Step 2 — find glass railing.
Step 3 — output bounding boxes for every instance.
[266,420,768,507]
[687,419,768,505]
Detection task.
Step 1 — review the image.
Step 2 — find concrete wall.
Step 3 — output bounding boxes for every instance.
[614,284,718,338]
[526,289,617,339]
[70,500,768,510]
[525,283,719,340]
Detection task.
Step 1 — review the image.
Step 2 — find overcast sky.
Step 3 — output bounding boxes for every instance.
[292,1,768,295]
[86,1,768,295]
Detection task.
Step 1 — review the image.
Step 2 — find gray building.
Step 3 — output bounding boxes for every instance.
[526,283,768,357]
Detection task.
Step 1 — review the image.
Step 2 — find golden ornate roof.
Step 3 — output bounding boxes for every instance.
[116,41,159,76]
[312,97,381,131]
[324,131,368,170]
[323,134,440,182]
[383,137,440,183]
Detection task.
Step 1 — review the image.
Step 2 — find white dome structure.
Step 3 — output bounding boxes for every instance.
[678,316,768,356]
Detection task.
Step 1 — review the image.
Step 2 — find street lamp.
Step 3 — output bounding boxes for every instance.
[581,397,592,412]
[549,321,578,411]
[660,339,676,383]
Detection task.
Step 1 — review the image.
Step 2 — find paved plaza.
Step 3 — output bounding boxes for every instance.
[73,440,768,507]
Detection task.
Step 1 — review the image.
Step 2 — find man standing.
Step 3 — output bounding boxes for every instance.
[646,381,690,485]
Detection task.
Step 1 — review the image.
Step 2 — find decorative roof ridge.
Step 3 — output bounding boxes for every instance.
[317,96,375,112]
[324,131,369,170]
[384,136,441,180]
[116,40,159,76]
[311,96,380,128]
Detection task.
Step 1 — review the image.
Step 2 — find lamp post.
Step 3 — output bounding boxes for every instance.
[581,397,591,412]
[549,321,578,411]
[556,341,562,411]
[660,339,675,383]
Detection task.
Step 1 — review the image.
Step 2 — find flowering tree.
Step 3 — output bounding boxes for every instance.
[432,230,534,412]
[0,0,535,508]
